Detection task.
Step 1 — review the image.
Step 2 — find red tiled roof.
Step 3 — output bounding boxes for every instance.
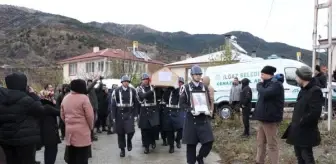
[58,49,165,65]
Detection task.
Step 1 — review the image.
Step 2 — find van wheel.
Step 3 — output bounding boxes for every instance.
[218,105,232,119]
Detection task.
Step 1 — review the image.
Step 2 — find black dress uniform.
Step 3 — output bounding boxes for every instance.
[136,84,160,154]
[158,88,168,146]
[111,76,139,157]
[180,81,214,164]
[162,87,183,153]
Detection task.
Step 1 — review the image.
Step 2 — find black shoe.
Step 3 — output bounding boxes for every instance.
[107,130,114,135]
[35,161,41,164]
[92,136,98,141]
[241,133,249,138]
[196,156,204,164]
[169,146,174,153]
[102,128,107,132]
[144,147,150,154]
[97,129,102,133]
[162,139,168,146]
[127,141,132,151]
[176,141,181,149]
[120,149,125,157]
[151,142,156,149]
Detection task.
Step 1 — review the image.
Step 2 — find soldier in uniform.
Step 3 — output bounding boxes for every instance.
[179,65,214,164]
[158,87,168,146]
[136,73,160,154]
[110,75,139,157]
[162,77,185,153]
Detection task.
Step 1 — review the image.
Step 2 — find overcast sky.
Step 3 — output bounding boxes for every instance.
[1,0,335,50]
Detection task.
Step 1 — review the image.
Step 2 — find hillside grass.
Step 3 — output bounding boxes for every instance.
[212,116,336,164]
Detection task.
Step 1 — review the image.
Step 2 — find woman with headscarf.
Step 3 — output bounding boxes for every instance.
[61,79,94,164]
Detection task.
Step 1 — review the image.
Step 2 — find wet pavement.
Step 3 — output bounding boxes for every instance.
[36,128,221,164]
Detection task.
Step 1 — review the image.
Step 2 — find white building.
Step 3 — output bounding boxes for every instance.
[165,37,263,82]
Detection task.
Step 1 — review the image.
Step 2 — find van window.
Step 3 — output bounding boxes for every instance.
[284,67,298,86]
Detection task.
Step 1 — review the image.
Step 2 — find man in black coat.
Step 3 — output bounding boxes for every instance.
[161,78,184,153]
[136,73,160,154]
[95,83,109,133]
[0,73,54,164]
[179,65,214,164]
[253,65,284,164]
[240,78,252,137]
[56,84,70,140]
[111,75,139,157]
[314,65,327,88]
[284,66,323,164]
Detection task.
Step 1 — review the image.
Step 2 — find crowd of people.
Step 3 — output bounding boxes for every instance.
[0,63,327,164]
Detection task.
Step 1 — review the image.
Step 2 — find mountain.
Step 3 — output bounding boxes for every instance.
[88,22,320,65]
[0,5,183,67]
[0,5,320,67]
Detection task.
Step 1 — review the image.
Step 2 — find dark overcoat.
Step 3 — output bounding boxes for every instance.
[111,86,138,134]
[179,82,214,145]
[136,85,160,129]
[285,80,323,147]
[161,88,183,131]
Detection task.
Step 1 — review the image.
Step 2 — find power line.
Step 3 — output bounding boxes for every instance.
[255,0,276,53]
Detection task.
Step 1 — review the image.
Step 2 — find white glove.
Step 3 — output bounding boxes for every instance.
[113,119,115,122]
[134,117,137,121]
[204,110,211,116]
[191,110,200,116]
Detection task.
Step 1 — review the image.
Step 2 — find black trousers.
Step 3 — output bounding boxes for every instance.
[96,113,108,130]
[242,107,251,135]
[294,146,315,164]
[166,129,183,146]
[1,144,36,164]
[117,132,135,149]
[44,144,58,164]
[59,118,65,138]
[161,130,166,140]
[67,145,90,164]
[186,141,213,164]
[141,128,156,147]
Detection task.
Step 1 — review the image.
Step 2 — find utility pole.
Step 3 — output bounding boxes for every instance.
[312,0,333,131]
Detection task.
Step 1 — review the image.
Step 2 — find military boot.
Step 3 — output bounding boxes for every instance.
[169,146,174,153]
[144,147,150,154]
[120,148,125,157]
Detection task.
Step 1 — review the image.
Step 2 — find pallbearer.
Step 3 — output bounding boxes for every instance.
[136,73,160,154]
[179,65,214,164]
[161,77,185,153]
[110,75,139,157]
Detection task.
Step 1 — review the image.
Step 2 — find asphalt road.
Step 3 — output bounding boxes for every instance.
[36,129,221,164]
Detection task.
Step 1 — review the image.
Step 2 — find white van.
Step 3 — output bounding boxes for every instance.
[205,58,336,119]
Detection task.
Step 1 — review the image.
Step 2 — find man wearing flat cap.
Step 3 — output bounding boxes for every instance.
[254,65,284,164]
[283,66,323,164]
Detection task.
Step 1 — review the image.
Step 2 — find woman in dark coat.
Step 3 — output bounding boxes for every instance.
[40,98,61,164]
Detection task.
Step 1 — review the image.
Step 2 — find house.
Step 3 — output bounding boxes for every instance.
[58,47,165,83]
[165,36,264,82]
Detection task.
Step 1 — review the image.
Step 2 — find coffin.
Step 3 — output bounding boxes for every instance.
[151,67,179,88]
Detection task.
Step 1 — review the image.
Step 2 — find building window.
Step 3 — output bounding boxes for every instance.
[98,61,104,72]
[69,63,77,76]
[86,62,95,73]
